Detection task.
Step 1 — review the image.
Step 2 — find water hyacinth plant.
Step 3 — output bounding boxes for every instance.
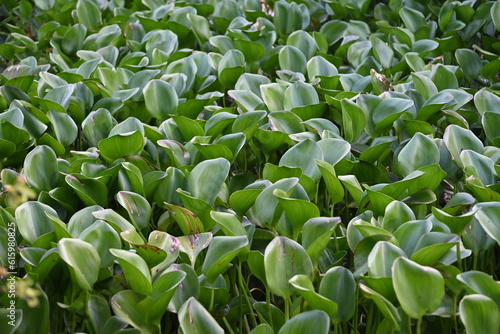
[0,0,499,333]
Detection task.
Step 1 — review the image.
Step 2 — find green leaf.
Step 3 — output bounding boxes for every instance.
[98,130,145,162]
[443,124,484,168]
[392,257,445,319]
[394,220,432,256]
[250,324,273,334]
[178,233,212,268]
[92,209,136,235]
[316,160,344,205]
[261,83,286,112]
[341,99,366,142]
[47,110,78,146]
[279,139,323,181]
[165,203,204,235]
[473,202,500,246]
[79,221,121,268]
[492,1,500,31]
[82,108,117,148]
[144,80,178,120]
[15,202,57,244]
[210,211,247,237]
[431,65,459,91]
[307,56,338,79]
[360,284,401,330]
[459,295,500,334]
[110,249,152,295]
[319,267,356,322]
[289,274,338,320]
[456,49,483,81]
[302,217,341,266]
[188,158,230,205]
[110,290,155,333]
[66,174,108,207]
[457,271,500,308]
[474,88,500,115]
[400,7,426,32]
[373,98,413,133]
[460,150,497,185]
[59,238,101,291]
[202,236,248,283]
[264,236,313,298]
[381,201,416,233]
[187,14,212,46]
[235,39,266,62]
[279,45,307,74]
[368,241,406,278]
[284,81,320,111]
[76,0,102,30]
[411,73,438,100]
[229,188,262,217]
[274,189,320,240]
[277,310,330,334]
[178,297,224,334]
[23,145,59,192]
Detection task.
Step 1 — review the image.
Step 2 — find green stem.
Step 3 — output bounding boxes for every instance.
[472,252,479,271]
[453,296,459,333]
[353,284,359,334]
[239,279,243,334]
[416,317,422,334]
[223,317,236,334]
[238,262,258,328]
[266,288,274,330]
[342,321,348,334]
[284,296,290,322]
[366,303,374,334]
[209,286,215,312]
[408,317,413,334]
[456,245,463,272]
[343,188,350,224]
[332,226,340,254]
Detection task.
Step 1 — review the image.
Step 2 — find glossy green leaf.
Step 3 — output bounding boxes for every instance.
[373,98,413,133]
[188,158,230,205]
[23,145,58,192]
[473,202,500,246]
[66,174,108,207]
[144,80,178,120]
[277,310,329,334]
[443,124,484,167]
[117,191,151,231]
[279,139,323,181]
[15,201,57,244]
[302,217,341,265]
[360,284,401,330]
[279,46,307,74]
[98,130,145,162]
[289,274,338,320]
[110,249,152,295]
[319,267,356,322]
[341,99,366,142]
[202,236,248,283]
[76,0,101,30]
[80,220,121,268]
[264,236,313,298]
[459,295,500,334]
[59,238,100,291]
[165,203,204,235]
[178,297,224,334]
[392,257,445,319]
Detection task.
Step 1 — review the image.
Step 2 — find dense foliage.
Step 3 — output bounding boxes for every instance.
[1,0,500,333]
